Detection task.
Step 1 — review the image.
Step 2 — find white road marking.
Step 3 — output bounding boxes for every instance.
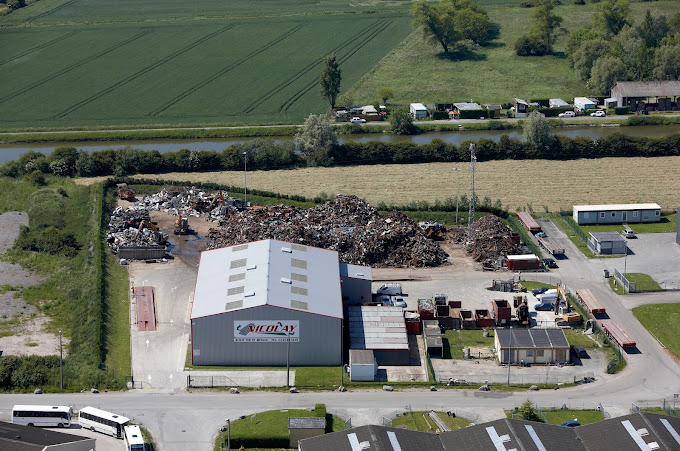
[146,339,150,347]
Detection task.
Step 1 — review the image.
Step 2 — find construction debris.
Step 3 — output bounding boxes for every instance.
[451,215,527,266]
[207,195,449,268]
[136,186,244,223]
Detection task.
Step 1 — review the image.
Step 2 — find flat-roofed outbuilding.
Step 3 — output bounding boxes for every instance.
[349,306,409,365]
[495,328,570,364]
[573,203,661,225]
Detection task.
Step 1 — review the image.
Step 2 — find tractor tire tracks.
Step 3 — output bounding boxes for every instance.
[0,30,79,66]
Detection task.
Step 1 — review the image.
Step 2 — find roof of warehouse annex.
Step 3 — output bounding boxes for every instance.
[191,239,343,320]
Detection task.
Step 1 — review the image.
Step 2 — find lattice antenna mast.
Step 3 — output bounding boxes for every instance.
[467,144,477,244]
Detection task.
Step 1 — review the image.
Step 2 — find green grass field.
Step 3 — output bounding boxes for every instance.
[633,303,680,360]
[610,273,661,295]
[392,411,471,431]
[0,0,412,130]
[443,329,496,359]
[541,409,603,426]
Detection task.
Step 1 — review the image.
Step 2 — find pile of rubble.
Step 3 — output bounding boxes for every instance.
[106,206,161,253]
[458,215,527,265]
[207,195,449,268]
[136,186,243,222]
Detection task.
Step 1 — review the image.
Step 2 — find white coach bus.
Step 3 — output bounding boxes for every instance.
[124,425,145,450]
[12,405,73,427]
[78,406,130,439]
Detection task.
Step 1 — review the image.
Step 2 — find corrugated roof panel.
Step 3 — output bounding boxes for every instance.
[573,203,661,212]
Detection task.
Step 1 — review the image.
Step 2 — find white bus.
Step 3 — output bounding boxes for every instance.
[12,405,73,427]
[78,406,130,439]
[124,425,145,450]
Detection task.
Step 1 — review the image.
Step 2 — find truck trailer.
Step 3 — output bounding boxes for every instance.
[536,233,565,256]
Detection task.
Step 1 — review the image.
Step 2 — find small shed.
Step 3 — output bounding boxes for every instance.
[573,203,661,225]
[512,98,530,117]
[588,232,627,255]
[495,328,570,364]
[349,349,377,381]
[289,417,326,448]
[549,98,570,108]
[410,103,428,119]
[452,102,484,118]
[506,254,540,270]
[482,104,502,118]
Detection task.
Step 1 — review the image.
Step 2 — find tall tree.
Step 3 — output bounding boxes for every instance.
[529,0,564,53]
[523,111,552,149]
[589,55,627,95]
[572,39,611,80]
[636,10,669,49]
[411,0,459,53]
[319,54,341,109]
[294,114,337,167]
[376,88,394,106]
[652,45,680,80]
[592,0,631,37]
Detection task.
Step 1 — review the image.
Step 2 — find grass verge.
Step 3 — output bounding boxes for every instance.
[633,303,680,359]
[541,409,603,426]
[443,329,495,360]
[579,214,678,234]
[213,407,344,451]
[392,411,471,431]
[609,273,661,295]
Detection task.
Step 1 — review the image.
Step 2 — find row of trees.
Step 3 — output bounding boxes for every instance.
[4,129,679,179]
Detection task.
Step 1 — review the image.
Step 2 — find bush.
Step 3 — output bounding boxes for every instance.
[24,170,46,186]
[515,35,550,56]
[458,109,488,119]
[613,107,630,115]
[431,111,450,120]
[314,403,327,418]
[390,108,416,135]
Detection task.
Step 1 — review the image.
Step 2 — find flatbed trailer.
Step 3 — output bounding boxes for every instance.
[537,234,565,256]
[517,212,542,233]
[600,320,636,348]
[575,289,606,314]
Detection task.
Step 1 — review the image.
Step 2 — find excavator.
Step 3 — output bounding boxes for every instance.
[174,213,190,235]
[138,220,168,244]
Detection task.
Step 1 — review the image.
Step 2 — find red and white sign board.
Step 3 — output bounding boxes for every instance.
[234,320,300,342]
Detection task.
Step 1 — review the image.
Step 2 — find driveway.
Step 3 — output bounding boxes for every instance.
[621,233,680,289]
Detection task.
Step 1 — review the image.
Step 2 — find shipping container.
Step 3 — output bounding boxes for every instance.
[506,254,540,270]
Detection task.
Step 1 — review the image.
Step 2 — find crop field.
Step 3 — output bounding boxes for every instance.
[89,156,680,212]
[0,0,411,129]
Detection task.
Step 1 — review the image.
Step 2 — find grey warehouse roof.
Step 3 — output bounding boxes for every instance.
[590,232,626,242]
[339,263,372,280]
[299,413,680,451]
[454,102,483,110]
[349,306,408,350]
[0,421,94,448]
[191,239,343,319]
[289,417,325,429]
[612,81,680,97]
[496,328,569,348]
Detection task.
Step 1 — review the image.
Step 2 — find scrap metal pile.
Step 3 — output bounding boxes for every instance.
[456,215,527,265]
[136,186,243,222]
[106,206,162,254]
[207,195,449,268]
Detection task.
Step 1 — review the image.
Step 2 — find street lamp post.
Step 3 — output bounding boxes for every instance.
[59,330,63,389]
[453,168,462,224]
[286,329,291,388]
[227,419,231,451]
[507,327,512,386]
[243,152,248,207]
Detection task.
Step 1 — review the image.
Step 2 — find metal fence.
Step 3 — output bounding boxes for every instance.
[614,268,634,293]
[559,210,590,242]
[187,375,241,388]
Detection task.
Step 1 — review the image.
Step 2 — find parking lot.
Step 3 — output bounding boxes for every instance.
[619,233,680,289]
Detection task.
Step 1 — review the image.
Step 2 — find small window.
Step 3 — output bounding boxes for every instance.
[526,350,534,357]
[536,350,544,357]
[599,212,605,218]
[611,212,616,217]
[655,210,660,216]
[633,211,638,217]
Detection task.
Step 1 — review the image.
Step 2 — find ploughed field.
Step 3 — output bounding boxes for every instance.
[0,0,411,129]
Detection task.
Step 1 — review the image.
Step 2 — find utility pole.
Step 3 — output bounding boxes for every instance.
[507,327,512,386]
[286,329,291,388]
[467,144,477,244]
[59,330,63,389]
[227,419,231,451]
[243,152,248,207]
[453,167,462,224]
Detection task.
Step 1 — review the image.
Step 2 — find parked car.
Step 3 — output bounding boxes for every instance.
[531,287,551,296]
[377,283,402,295]
[350,117,366,124]
[590,110,606,117]
[391,295,407,308]
[543,257,558,268]
[622,228,636,238]
[570,345,589,358]
[534,302,555,311]
[558,111,575,118]
[559,420,581,427]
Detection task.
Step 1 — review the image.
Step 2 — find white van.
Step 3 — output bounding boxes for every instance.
[536,289,557,302]
[377,283,402,295]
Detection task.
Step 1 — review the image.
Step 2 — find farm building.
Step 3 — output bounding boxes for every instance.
[495,328,570,364]
[610,81,680,111]
[349,349,377,381]
[549,98,570,108]
[588,232,627,255]
[573,203,661,225]
[410,103,428,119]
[339,263,372,305]
[348,306,409,365]
[190,239,349,366]
[574,97,597,112]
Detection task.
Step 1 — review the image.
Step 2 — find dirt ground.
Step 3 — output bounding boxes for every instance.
[0,211,64,356]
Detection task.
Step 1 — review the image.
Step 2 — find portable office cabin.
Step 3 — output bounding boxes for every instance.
[190,240,343,366]
[574,97,597,112]
[410,103,428,119]
[573,203,661,225]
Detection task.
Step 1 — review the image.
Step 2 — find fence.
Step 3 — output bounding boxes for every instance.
[435,372,577,386]
[187,375,241,388]
[614,268,634,293]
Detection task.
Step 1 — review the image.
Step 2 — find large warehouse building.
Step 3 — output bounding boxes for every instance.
[191,239,369,366]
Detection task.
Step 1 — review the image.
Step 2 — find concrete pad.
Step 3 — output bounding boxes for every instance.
[187,370,295,388]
